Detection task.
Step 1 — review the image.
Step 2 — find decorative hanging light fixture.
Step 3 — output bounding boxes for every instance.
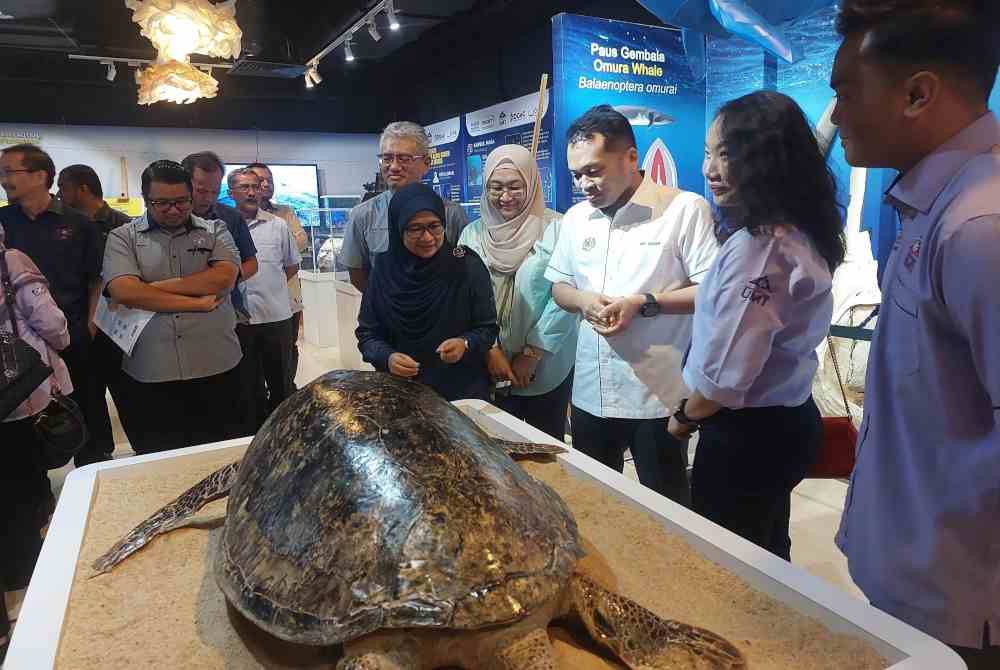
[125,0,242,105]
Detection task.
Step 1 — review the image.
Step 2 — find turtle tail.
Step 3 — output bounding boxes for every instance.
[566,573,747,670]
[91,460,241,576]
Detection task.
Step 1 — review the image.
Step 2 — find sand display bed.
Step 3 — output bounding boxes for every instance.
[55,448,887,669]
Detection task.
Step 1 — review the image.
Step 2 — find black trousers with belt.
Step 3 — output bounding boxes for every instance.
[691,397,822,561]
[61,334,116,466]
[236,318,295,432]
[570,405,691,507]
[115,366,243,455]
[495,370,573,442]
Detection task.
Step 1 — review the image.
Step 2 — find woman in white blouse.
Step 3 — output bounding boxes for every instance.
[668,91,847,560]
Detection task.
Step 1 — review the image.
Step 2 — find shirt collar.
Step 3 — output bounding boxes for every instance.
[134,212,213,234]
[93,201,115,222]
[887,112,1000,215]
[588,172,662,227]
[245,208,278,228]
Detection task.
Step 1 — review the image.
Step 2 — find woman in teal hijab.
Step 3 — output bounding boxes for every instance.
[459,145,578,440]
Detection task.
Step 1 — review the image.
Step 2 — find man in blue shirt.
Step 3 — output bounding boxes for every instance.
[181,152,257,322]
[831,2,1000,667]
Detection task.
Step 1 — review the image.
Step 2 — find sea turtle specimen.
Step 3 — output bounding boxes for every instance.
[93,371,746,670]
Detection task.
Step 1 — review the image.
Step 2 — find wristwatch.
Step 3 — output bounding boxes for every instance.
[672,398,701,432]
[638,293,660,318]
[521,345,543,360]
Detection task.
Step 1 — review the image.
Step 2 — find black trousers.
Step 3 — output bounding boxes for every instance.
[691,397,822,561]
[571,405,690,507]
[237,319,295,432]
[115,366,243,455]
[495,370,573,442]
[1,416,49,618]
[287,310,302,392]
[82,330,124,460]
[61,335,115,466]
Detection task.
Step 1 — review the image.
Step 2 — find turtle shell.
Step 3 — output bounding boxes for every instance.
[215,370,582,646]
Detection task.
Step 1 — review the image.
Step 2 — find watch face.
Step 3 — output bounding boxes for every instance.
[641,299,660,317]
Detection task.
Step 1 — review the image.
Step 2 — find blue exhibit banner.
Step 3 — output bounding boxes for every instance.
[463,90,555,220]
[421,116,465,206]
[552,13,707,211]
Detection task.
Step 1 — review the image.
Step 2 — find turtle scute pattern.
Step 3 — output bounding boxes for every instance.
[495,629,558,670]
[217,371,583,645]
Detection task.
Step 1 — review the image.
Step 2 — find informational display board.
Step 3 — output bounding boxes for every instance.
[551,13,707,211]
[421,116,465,205]
[463,90,556,220]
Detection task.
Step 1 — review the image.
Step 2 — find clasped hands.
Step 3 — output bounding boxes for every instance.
[581,292,647,336]
[487,346,541,389]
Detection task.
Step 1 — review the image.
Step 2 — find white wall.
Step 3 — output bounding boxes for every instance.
[0,123,379,199]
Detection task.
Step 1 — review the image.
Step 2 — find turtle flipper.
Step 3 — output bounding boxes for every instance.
[566,573,747,670]
[493,437,566,458]
[494,628,558,670]
[91,460,240,575]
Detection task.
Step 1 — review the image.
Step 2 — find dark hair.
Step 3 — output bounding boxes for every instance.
[714,91,846,272]
[58,164,103,198]
[837,0,999,102]
[180,151,225,175]
[245,162,270,173]
[566,104,636,152]
[141,160,192,199]
[2,143,55,188]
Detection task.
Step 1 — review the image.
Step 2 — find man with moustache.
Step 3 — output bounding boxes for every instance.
[229,168,300,430]
[341,121,468,292]
[544,105,718,507]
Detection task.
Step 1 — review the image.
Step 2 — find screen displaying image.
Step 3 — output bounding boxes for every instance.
[219,163,321,226]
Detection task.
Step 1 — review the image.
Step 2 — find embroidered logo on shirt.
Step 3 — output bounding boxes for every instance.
[742,275,772,306]
[54,225,74,241]
[452,246,466,258]
[903,238,922,271]
[582,237,596,251]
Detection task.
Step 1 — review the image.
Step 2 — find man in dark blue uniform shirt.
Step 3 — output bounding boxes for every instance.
[0,144,105,465]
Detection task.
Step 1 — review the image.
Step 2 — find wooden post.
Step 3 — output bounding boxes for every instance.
[530,73,549,159]
[116,156,130,203]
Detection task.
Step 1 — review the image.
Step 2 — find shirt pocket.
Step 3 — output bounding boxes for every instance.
[255,239,283,265]
[888,277,920,377]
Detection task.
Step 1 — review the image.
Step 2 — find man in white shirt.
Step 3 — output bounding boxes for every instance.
[229,168,301,431]
[545,105,718,506]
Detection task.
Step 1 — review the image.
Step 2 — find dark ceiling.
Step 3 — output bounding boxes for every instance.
[0,0,667,132]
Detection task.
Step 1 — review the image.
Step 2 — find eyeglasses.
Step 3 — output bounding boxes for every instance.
[233,183,260,192]
[378,153,426,166]
[487,184,526,198]
[148,197,193,210]
[403,222,444,238]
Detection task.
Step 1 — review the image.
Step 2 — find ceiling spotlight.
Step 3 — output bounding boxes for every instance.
[304,65,322,88]
[104,61,117,82]
[386,1,400,30]
[304,71,314,89]
[344,37,355,62]
[309,65,322,84]
[367,18,381,42]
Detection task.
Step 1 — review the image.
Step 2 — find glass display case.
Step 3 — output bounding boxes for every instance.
[301,195,363,276]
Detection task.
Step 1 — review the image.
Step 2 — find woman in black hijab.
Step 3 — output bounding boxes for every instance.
[356,183,498,401]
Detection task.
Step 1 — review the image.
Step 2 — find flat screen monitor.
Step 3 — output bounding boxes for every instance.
[219,163,321,226]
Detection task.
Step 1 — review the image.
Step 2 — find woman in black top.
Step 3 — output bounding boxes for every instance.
[356,183,498,401]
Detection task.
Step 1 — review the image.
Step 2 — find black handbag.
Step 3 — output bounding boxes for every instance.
[0,250,53,420]
[34,388,89,469]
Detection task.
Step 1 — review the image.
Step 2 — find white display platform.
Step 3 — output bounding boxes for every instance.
[6,403,963,670]
[334,279,372,370]
[299,269,339,349]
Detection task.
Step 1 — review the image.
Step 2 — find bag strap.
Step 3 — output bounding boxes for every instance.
[0,250,21,340]
[827,335,851,417]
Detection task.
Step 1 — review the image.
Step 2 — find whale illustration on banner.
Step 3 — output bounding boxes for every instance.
[614,105,675,126]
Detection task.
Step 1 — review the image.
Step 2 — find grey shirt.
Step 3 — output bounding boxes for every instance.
[340,190,469,270]
[103,212,242,383]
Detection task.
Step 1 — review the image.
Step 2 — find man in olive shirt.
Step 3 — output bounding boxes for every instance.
[57,164,132,463]
[103,160,243,454]
[0,145,105,465]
